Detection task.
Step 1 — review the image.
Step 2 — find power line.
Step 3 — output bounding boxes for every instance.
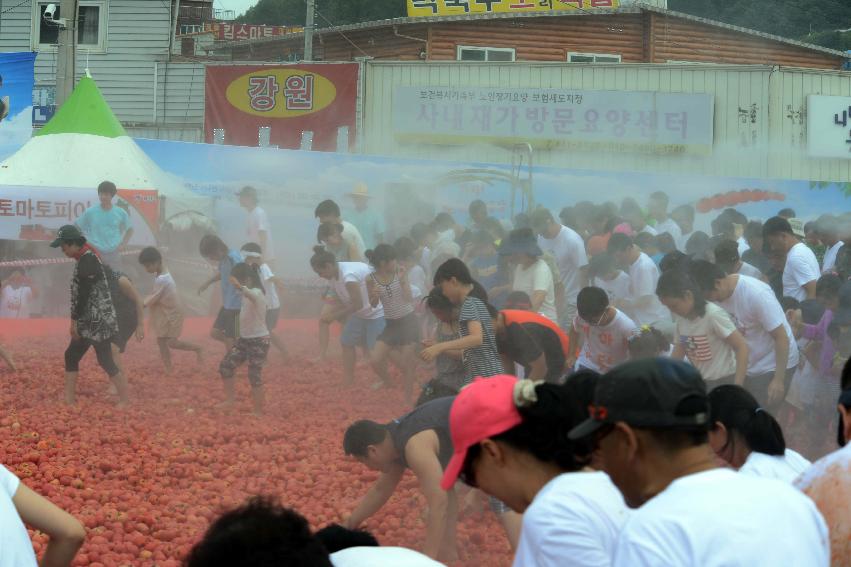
[306,0,371,59]
[1,0,31,15]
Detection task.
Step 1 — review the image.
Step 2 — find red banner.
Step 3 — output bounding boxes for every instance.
[204,64,358,152]
[205,23,302,41]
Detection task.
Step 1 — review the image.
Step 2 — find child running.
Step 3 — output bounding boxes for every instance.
[219,263,270,416]
[240,243,288,360]
[656,269,749,388]
[138,247,203,373]
[365,244,419,402]
[198,235,242,354]
[569,286,637,373]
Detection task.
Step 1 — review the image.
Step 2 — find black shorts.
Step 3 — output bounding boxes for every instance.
[112,314,138,353]
[377,312,420,347]
[214,308,240,339]
[266,308,281,331]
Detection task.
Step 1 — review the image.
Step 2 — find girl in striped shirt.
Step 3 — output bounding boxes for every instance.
[366,244,419,402]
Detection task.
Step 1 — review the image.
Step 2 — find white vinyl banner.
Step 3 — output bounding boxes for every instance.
[807,95,851,159]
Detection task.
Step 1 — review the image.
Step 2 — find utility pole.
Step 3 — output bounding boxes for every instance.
[55,0,80,108]
[304,0,314,61]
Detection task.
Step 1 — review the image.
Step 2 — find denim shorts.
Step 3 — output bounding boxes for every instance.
[340,317,385,350]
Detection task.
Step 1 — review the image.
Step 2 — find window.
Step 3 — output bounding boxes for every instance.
[567,52,622,63]
[33,1,107,52]
[180,24,204,35]
[457,46,516,62]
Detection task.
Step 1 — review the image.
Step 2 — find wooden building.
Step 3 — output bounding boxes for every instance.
[208,5,849,70]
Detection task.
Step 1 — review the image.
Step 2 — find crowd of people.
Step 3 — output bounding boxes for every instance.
[3,181,851,566]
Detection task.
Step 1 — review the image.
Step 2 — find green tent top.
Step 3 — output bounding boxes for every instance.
[35,76,127,138]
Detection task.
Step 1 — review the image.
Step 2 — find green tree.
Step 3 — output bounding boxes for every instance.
[238,0,405,27]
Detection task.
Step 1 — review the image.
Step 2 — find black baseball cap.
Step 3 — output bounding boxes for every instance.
[49,225,85,248]
[568,358,709,440]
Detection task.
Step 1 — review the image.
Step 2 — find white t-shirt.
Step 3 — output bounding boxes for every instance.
[678,230,694,252]
[408,264,427,300]
[514,472,629,567]
[795,443,851,563]
[342,220,366,261]
[150,272,179,310]
[246,206,274,260]
[672,302,737,381]
[258,264,281,310]
[612,468,829,567]
[0,465,39,567]
[238,287,269,339]
[537,226,589,306]
[575,308,637,373]
[822,240,844,274]
[513,259,557,322]
[783,243,820,301]
[739,449,811,483]
[639,224,658,236]
[333,262,384,320]
[738,236,750,256]
[716,275,799,375]
[593,273,631,306]
[330,547,446,566]
[0,286,33,318]
[737,261,764,280]
[626,252,670,325]
[655,218,682,248]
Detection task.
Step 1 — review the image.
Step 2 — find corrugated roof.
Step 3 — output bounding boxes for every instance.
[203,3,850,60]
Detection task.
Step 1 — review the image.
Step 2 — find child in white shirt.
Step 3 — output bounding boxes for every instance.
[241,243,288,360]
[569,286,638,373]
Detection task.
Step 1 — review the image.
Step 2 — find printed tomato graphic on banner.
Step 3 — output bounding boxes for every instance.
[225,69,338,118]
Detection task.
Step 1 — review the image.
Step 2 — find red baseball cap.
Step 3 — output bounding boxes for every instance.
[440,375,525,491]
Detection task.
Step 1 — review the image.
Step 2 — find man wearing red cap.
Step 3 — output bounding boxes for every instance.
[342,397,458,561]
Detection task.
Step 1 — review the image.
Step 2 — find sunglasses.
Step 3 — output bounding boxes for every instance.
[459,443,482,488]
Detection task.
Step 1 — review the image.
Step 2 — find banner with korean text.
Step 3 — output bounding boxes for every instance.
[205,23,303,41]
[393,86,714,155]
[407,0,618,17]
[0,186,158,246]
[205,63,358,152]
[807,95,851,159]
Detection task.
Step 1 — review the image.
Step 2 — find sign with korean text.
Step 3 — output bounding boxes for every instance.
[393,87,714,154]
[205,64,358,151]
[0,186,158,245]
[407,0,618,17]
[807,95,851,159]
[205,22,302,41]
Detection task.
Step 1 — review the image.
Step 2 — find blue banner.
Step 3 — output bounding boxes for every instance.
[0,52,36,153]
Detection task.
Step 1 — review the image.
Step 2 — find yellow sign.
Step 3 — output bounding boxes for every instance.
[407,0,618,17]
[225,69,337,118]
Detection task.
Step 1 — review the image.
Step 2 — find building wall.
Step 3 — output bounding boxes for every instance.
[0,0,203,138]
[361,61,851,182]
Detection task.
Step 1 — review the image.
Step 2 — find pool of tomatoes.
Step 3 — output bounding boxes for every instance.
[0,319,511,567]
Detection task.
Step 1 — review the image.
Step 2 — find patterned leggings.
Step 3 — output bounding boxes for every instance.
[219,337,270,387]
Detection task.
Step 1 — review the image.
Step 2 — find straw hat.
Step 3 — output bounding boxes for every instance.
[349,183,370,198]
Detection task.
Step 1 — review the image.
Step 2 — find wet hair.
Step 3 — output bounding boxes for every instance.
[314,524,378,553]
[577,286,609,321]
[241,242,263,255]
[433,257,474,287]
[310,246,336,270]
[587,252,615,281]
[490,371,599,471]
[97,181,117,196]
[231,263,265,294]
[423,286,455,314]
[606,232,633,254]
[343,420,388,457]
[817,273,842,301]
[800,299,826,326]
[779,296,800,312]
[778,208,796,219]
[469,199,487,218]
[634,232,657,252]
[708,385,785,457]
[138,246,162,265]
[317,222,343,244]
[688,259,726,294]
[314,200,340,219]
[763,216,794,237]
[627,326,669,359]
[364,244,396,268]
[184,497,332,567]
[711,217,735,239]
[804,221,818,236]
[723,208,747,227]
[199,234,228,258]
[660,251,690,273]
[685,231,711,260]
[504,291,532,310]
[393,236,417,262]
[656,269,707,317]
[656,232,677,255]
[713,239,740,268]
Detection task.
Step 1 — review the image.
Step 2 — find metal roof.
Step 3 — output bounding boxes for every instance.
[203,3,850,60]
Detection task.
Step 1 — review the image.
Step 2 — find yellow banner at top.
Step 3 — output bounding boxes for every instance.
[407,0,619,17]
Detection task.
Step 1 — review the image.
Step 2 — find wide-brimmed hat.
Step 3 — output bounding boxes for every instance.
[498,229,542,257]
[348,183,370,198]
[49,225,85,248]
